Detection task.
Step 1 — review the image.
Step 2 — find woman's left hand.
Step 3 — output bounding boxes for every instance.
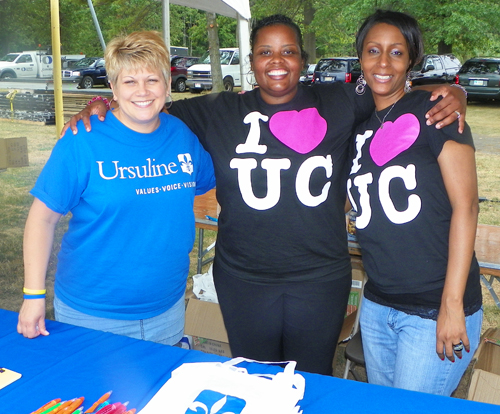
[425,85,467,133]
[436,302,470,362]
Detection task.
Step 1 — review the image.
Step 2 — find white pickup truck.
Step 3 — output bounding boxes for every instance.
[186,48,241,93]
[0,51,83,80]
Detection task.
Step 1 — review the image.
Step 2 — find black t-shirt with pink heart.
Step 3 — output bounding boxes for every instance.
[171,83,374,283]
[347,90,481,318]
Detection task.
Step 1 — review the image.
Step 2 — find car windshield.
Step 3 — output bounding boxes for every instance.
[412,60,424,71]
[74,57,99,68]
[460,61,500,75]
[171,56,184,67]
[0,54,20,62]
[317,59,348,72]
[200,50,234,65]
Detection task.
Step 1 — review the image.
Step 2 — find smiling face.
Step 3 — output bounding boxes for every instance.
[360,23,411,110]
[251,23,305,105]
[110,67,169,134]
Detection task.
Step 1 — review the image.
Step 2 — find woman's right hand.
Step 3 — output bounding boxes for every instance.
[60,99,109,138]
[17,299,49,338]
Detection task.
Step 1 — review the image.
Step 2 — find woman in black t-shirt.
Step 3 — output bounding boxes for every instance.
[63,14,467,376]
[348,10,482,395]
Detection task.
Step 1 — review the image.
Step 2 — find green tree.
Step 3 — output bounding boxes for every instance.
[169,5,205,55]
[186,13,237,53]
[329,0,500,61]
[250,0,500,61]
[1,0,499,64]
[0,0,52,56]
[414,0,500,59]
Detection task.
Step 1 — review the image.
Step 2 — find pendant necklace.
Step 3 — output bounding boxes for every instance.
[375,101,397,129]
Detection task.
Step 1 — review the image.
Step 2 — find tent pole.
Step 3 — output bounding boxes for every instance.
[237,15,251,91]
[50,0,64,137]
[162,0,171,51]
[87,0,106,52]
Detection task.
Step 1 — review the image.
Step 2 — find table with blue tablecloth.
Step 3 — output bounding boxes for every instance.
[1,309,498,413]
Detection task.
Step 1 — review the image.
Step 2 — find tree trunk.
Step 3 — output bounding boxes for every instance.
[206,12,223,93]
[303,0,316,64]
[438,40,453,55]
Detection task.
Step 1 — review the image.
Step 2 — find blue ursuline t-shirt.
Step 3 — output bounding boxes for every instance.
[31,112,215,319]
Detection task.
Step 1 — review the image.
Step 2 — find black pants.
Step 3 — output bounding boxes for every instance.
[213,264,351,376]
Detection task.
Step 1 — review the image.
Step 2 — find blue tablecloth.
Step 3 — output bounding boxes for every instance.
[1,309,499,413]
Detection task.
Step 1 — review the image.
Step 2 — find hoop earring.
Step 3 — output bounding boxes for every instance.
[246,70,257,87]
[355,72,366,95]
[165,93,173,110]
[405,73,412,93]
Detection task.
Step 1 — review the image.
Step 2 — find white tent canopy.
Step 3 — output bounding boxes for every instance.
[169,0,250,19]
[162,0,252,90]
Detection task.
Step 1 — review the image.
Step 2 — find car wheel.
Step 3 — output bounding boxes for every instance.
[80,76,94,89]
[0,72,15,80]
[223,77,234,92]
[174,78,187,93]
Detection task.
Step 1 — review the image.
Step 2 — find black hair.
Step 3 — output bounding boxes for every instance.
[250,14,308,64]
[355,9,424,70]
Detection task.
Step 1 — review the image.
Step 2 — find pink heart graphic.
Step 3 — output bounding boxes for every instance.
[370,113,420,166]
[269,108,327,154]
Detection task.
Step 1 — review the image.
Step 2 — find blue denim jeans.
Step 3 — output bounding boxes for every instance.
[54,294,185,346]
[360,297,483,396]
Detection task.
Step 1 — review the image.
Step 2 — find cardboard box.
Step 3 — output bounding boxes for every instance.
[346,268,364,317]
[468,328,500,405]
[338,268,366,343]
[0,137,29,170]
[184,296,232,358]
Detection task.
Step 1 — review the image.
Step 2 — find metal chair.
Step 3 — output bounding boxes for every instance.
[343,330,365,381]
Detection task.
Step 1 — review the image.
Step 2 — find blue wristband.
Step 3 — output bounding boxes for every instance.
[23,294,46,299]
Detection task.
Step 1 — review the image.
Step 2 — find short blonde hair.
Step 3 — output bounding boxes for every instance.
[105,31,170,85]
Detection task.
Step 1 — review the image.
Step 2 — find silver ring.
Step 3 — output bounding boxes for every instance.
[453,342,464,353]
[454,110,461,119]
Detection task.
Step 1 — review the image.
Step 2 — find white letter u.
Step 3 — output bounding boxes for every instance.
[230,158,291,210]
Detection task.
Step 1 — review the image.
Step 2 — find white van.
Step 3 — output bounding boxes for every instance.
[186,48,241,92]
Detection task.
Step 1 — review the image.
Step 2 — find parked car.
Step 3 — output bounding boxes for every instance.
[455,57,500,102]
[171,55,199,92]
[186,48,241,93]
[62,57,108,89]
[299,63,316,85]
[312,57,361,84]
[409,54,461,86]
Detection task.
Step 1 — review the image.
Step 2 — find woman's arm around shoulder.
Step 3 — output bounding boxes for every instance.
[60,99,110,137]
[416,84,467,133]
